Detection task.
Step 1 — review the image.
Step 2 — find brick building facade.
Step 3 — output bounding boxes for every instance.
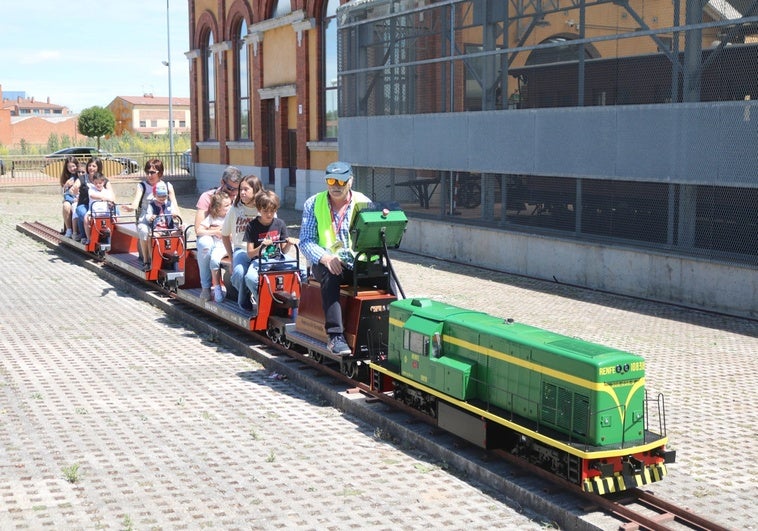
[186,0,341,207]
[0,85,83,147]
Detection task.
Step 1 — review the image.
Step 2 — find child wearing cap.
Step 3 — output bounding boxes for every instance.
[137,179,176,270]
[122,159,182,268]
[144,181,176,231]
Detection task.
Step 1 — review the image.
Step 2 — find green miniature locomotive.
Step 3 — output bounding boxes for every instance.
[373,297,674,492]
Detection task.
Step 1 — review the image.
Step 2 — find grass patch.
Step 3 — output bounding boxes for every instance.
[61,463,81,483]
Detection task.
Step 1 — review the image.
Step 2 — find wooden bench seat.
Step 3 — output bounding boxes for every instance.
[188,249,232,272]
[113,222,139,238]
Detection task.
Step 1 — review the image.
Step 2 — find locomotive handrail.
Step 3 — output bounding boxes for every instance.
[645,391,668,440]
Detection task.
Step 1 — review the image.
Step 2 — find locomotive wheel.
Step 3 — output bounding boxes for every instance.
[341,360,358,379]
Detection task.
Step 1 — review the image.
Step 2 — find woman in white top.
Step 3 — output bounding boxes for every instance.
[221,174,263,309]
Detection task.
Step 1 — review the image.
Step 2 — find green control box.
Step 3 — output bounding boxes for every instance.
[351,208,408,251]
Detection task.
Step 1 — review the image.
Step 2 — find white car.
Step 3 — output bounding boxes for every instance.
[46,147,139,174]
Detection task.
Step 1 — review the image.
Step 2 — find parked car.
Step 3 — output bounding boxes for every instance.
[45,147,139,174]
[181,148,192,172]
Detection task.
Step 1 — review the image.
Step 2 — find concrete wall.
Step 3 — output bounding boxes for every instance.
[402,218,757,319]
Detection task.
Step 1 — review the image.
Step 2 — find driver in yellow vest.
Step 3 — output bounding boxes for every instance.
[299,162,371,356]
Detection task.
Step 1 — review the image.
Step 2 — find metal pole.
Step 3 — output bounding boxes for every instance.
[166,0,174,171]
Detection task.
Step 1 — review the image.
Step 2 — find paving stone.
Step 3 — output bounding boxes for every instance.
[2,189,755,530]
[0,191,548,529]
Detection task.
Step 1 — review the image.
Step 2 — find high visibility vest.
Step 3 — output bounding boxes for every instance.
[314,190,371,253]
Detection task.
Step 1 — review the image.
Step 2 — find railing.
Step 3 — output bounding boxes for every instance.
[0,151,190,185]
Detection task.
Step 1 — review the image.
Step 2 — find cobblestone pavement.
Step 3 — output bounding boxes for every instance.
[2,186,757,530]
[1,189,550,530]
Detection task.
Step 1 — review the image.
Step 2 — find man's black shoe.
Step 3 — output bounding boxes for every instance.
[327,334,351,356]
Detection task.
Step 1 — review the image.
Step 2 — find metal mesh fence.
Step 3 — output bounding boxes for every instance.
[357,167,758,265]
[341,0,758,267]
[340,1,758,116]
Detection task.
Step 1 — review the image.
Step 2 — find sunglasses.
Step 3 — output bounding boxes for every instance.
[223,182,239,192]
[147,170,160,175]
[326,177,349,187]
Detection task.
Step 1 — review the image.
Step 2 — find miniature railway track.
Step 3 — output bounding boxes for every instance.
[19,220,730,531]
[19,221,66,245]
[593,488,731,531]
[490,448,728,531]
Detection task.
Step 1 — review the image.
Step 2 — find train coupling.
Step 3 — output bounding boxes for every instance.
[655,447,677,463]
[159,269,185,287]
[622,455,644,476]
[592,462,615,477]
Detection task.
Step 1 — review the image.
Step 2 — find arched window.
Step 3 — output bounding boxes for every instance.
[203,32,217,140]
[236,19,251,140]
[323,0,339,139]
[271,0,291,18]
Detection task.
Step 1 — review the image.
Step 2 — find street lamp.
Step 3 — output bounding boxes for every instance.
[164,0,174,171]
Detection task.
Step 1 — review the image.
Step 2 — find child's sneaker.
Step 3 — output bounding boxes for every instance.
[80,238,89,245]
[213,285,225,303]
[200,287,212,301]
[64,229,72,238]
[73,233,81,242]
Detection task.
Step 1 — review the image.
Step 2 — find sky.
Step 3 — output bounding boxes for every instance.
[2,0,191,113]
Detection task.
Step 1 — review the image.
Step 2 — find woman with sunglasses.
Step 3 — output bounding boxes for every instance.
[122,159,181,268]
[299,161,372,357]
[193,166,242,300]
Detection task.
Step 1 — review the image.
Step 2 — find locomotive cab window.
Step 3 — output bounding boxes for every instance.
[403,330,429,357]
[401,315,445,358]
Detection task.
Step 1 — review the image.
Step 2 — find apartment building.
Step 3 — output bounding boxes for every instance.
[0,86,82,146]
[107,94,192,137]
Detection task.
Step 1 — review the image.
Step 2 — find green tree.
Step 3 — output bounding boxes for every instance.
[78,106,115,149]
[47,133,60,153]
